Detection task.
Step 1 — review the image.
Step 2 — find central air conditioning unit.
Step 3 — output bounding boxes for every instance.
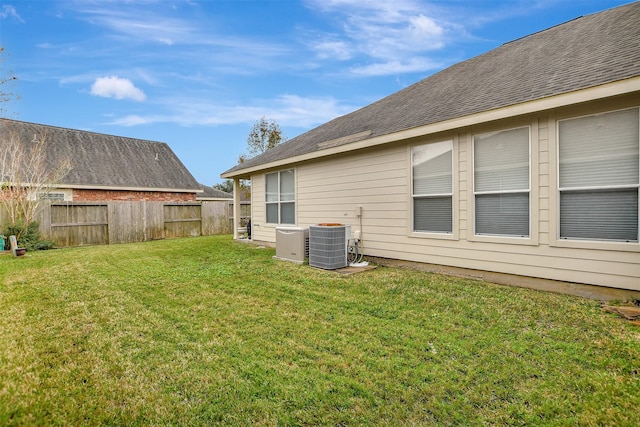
[309,224,351,270]
[275,227,309,264]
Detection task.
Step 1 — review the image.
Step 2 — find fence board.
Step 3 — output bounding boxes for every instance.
[1,199,241,247]
[202,201,232,235]
[108,201,160,244]
[49,204,109,246]
[163,204,202,238]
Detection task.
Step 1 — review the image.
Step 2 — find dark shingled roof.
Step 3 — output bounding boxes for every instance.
[223,2,640,176]
[1,118,201,192]
[197,184,233,200]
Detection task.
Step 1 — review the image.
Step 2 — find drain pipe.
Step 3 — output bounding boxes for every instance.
[233,178,241,240]
[356,205,363,254]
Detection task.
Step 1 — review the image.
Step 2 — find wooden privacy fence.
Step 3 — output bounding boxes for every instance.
[1,200,248,247]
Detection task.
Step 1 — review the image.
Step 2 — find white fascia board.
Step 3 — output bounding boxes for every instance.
[221,77,640,179]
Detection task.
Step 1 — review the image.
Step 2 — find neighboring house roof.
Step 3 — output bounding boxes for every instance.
[197,184,233,200]
[222,2,640,178]
[1,118,201,193]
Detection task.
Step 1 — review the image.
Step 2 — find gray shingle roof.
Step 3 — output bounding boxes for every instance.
[1,119,201,191]
[223,2,640,176]
[197,184,233,200]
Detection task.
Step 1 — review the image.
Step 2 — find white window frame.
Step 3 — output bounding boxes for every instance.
[411,140,454,236]
[557,107,639,244]
[39,192,66,201]
[265,169,296,225]
[472,126,531,239]
[33,188,72,202]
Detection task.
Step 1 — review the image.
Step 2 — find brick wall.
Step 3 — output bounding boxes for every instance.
[73,189,197,202]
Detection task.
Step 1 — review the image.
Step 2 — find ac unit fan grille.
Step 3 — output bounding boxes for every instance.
[309,225,350,270]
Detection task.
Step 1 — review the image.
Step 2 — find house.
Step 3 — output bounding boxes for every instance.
[0,118,202,201]
[222,3,640,295]
[196,185,233,201]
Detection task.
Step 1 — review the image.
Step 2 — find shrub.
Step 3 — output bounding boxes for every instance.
[2,222,56,251]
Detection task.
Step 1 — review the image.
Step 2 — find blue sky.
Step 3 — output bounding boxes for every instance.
[0,0,632,186]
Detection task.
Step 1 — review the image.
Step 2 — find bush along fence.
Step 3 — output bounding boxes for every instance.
[0,200,250,248]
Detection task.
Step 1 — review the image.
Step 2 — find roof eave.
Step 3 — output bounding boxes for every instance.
[59,183,203,193]
[221,77,640,179]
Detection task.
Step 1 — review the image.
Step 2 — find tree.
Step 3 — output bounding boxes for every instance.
[0,45,19,117]
[212,179,234,194]
[245,116,287,159]
[213,179,250,200]
[231,117,287,201]
[0,126,72,242]
[1,46,69,245]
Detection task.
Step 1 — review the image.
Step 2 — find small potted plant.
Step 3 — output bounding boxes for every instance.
[237,219,248,238]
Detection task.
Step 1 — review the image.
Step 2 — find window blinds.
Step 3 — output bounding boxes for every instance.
[474,127,530,237]
[559,108,639,241]
[412,141,453,233]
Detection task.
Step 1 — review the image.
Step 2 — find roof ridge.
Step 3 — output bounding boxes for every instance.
[503,1,637,46]
[0,117,166,146]
[503,16,583,45]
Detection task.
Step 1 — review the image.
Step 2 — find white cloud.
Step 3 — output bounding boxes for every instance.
[1,5,24,22]
[312,39,352,61]
[269,94,355,127]
[304,0,452,75]
[349,57,443,77]
[75,5,194,46]
[71,2,292,76]
[407,14,444,46]
[90,76,146,101]
[107,94,356,128]
[109,114,150,126]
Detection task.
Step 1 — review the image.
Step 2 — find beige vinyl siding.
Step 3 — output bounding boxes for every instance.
[298,148,408,233]
[458,136,469,240]
[370,238,639,288]
[251,95,639,291]
[538,116,551,246]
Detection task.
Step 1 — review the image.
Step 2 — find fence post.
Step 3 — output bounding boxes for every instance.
[9,235,18,256]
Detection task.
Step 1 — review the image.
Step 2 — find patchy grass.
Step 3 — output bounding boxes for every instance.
[0,236,638,426]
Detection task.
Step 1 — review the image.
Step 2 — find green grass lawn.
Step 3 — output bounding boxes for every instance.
[1,236,638,426]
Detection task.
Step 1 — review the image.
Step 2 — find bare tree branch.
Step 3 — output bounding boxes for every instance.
[0,127,72,240]
[0,45,19,118]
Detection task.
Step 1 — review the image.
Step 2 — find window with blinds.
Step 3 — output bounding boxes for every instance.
[558,107,639,242]
[266,169,295,224]
[412,140,453,233]
[473,127,530,237]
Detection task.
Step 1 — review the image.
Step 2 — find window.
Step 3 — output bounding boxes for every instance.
[558,108,639,242]
[39,192,65,201]
[412,140,453,233]
[266,169,295,224]
[473,127,530,237]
